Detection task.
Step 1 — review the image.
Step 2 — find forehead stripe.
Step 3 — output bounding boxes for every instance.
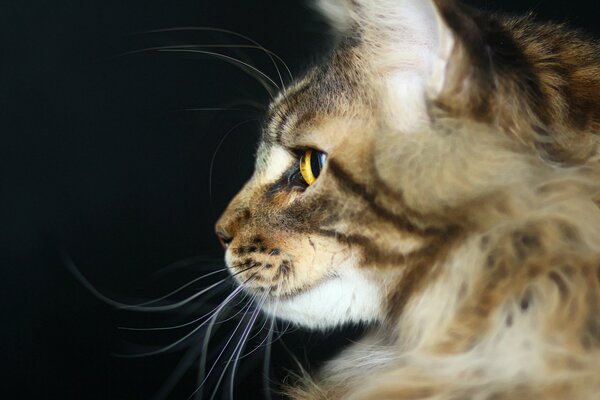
[268,79,313,143]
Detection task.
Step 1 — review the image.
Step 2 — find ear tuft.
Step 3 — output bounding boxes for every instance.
[313,0,354,33]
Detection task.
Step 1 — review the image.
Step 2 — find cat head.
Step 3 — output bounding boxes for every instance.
[215,0,599,330]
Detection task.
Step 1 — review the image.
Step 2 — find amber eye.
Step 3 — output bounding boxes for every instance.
[299,149,327,186]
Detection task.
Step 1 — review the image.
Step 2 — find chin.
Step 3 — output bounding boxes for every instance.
[262,269,384,330]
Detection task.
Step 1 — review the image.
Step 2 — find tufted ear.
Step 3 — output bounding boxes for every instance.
[315,0,494,127]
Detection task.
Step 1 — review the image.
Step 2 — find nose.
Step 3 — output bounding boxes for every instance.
[215,228,232,250]
[215,185,252,251]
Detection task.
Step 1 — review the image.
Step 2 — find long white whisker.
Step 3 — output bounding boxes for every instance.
[66,251,256,313]
[190,296,256,400]
[158,49,278,96]
[182,107,246,112]
[209,119,257,210]
[280,321,299,337]
[195,270,261,399]
[278,337,305,376]
[136,42,279,99]
[244,306,272,343]
[210,294,253,325]
[221,291,270,400]
[232,312,273,362]
[117,284,247,358]
[236,281,282,361]
[132,267,229,308]
[152,333,208,400]
[263,317,276,400]
[152,290,245,400]
[122,277,227,312]
[65,252,222,312]
[118,289,247,332]
[151,256,222,278]
[134,26,293,86]
[122,44,291,87]
[184,98,266,114]
[270,280,291,342]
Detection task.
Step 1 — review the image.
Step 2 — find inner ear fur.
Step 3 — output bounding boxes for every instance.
[316,0,500,117]
[428,0,495,119]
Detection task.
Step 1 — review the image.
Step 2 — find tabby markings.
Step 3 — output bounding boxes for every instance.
[327,159,446,236]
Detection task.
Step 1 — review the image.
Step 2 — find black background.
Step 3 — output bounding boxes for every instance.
[3,1,599,399]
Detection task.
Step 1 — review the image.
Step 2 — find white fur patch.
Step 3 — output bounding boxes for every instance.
[259,145,293,183]
[263,267,383,330]
[384,72,430,133]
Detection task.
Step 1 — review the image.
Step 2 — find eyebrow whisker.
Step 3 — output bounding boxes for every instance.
[158,49,279,97]
[132,26,293,86]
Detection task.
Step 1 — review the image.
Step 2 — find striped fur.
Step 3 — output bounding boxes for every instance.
[216,0,600,398]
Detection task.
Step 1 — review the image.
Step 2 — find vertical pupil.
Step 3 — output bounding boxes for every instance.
[310,151,322,178]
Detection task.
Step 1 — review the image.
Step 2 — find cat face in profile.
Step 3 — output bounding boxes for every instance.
[216,0,600,332]
[216,2,600,398]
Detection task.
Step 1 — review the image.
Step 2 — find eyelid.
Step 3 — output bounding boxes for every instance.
[292,146,326,157]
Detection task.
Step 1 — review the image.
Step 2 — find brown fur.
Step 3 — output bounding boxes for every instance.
[216,1,600,398]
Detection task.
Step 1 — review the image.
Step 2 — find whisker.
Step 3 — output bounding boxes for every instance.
[131,267,229,308]
[152,332,209,400]
[220,290,270,400]
[278,337,306,377]
[117,286,244,332]
[151,256,223,278]
[133,26,293,86]
[268,280,292,342]
[121,44,292,87]
[263,316,276,400]
[123,260,255,313]
[240,283,283,357]
[158,49,279,97]
[226,302,273,366]
[189,296,257,400]
[245,307,272,342]
[183,99,266,117]
[209,119,257,211]
[64,252,257,313]
[233,313,273,361]
[196,269,263,399]
[211,294,253,325]
[152,289,248,400]
[121,276,227,312]
[278,321,299,338]
[116,283,249,359]
[182,107,246,112]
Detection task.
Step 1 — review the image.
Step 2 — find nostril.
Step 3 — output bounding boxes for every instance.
[216,230,232,250]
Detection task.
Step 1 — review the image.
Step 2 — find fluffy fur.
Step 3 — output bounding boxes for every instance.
[216,0,600,398]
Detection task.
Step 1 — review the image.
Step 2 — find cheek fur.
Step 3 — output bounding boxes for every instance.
[263,265,385,329]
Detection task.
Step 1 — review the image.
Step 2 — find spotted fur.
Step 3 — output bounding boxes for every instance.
[216,0,600,398]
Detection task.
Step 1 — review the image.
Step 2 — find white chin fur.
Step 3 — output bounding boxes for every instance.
[263,269,383,330]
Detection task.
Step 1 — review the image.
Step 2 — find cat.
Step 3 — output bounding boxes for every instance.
[215,0,600,398]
